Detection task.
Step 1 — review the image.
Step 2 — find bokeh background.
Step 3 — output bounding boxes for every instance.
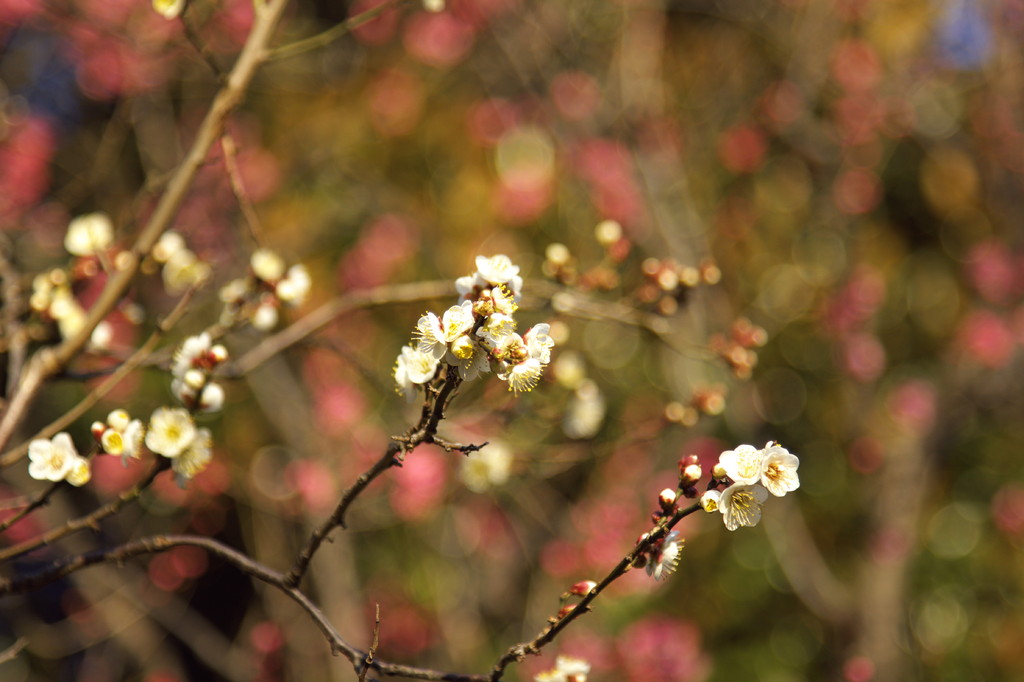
[2,0,1024,680]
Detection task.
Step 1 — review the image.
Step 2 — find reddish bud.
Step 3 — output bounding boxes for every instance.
[658,488,677,511]
[90,421,106,441]
[556,604,577,619]
[680,463,702,487]
[569,580,597,596]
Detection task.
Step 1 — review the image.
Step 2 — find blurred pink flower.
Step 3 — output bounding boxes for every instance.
[887,380,937,433]
[0,115,55,225]
[338,213,418,289]
[993,485,1024,538]
[551,71,601,122]
[831,39,882,93]
[841,332,886,383]
[958,309,1015,368]
[717,124,767,174]
[390,448,447,521]
[351,0,401,45]
[832,166,881,215]
[617,617,709,682]
[403,11,475,68]
[965,240,1019,305]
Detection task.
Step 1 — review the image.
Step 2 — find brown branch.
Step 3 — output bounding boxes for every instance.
[220,133,264,244]
[358,604,381,682]
[488,502,702,680]
[0,458,168,563]
[0,0,291,453]
[0,534,489,681]
[0,284,198,468]
[0,480,63,533]
[227,280,453,378]
[0,637,27,665]
[284,366,462,587]
[267,0,408,62]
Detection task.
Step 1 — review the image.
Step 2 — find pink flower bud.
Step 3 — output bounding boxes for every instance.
[91,421,106,441]
[569,580,597,596]
[556,604,577,619]
[680,463,702,487]
[658,487,677,511]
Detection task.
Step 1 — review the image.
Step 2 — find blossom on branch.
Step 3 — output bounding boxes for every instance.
[28,433,79,482]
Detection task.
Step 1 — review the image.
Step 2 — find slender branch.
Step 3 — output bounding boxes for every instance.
[0,534,489,681]
[488,502,702,680]
[220,133,264,244]
[267,0,408,62]
[285,366,462,587]
[0,480,62,533]
[0,0,291,453]
[357,604,381,682]
[0,285,198,468]
[0,458,168,563]
[228,280,453,377]
[0,637,27,665]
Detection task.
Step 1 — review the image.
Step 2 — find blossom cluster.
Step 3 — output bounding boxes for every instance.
[153,230,212,294]
[170,332,228,412]
[220,248,311,330]
[28,433,91,487]
[700,441,801,531]
[29,213,120,347]
[534,655,590,682]
[394,255,554,399]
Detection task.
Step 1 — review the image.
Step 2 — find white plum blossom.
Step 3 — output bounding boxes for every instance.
[504,357,544,393]
[251,299,279,330]
[475,254,523,298]
[534,656,591,682]
[423,0,445,11]
[66,457,92,487]
[719,483,770,531]
[146,407,196,458]
[173,332,213,379]
[717,443,764,485]
[153,230,186,263]
[251,248,286,282]
[524,323,554,364]
[152,0,185,19]
[699,489,722,512]
[394,346,440,400]
[647,530,683,581]
[759,441,800,496]
[162,248,210,293]
[172,428,212,486]
[555,656,590,682]
[460,443,512,492]
[28,433,79,482]
[65,212,113,256]
[276,264,311,305]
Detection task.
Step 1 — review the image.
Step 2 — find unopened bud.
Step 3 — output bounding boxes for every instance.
[556,604,577,619]
[658,488,677,511]
[712,463,728,480]
[569,580,597,596]
[680,463,702,487]
[91,421,107,441]
[210,344,229,364]
[183,368,206,391]
[107,409,130,433]
[199,382,225,413]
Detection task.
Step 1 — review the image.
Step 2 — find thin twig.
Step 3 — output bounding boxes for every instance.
[0,0,291,453]
[221,133,264,244]
[0,458,168,563]
[267,0,408,62]
[358,604,381,682]
[0,480,63,533]
[488,502,702,680]
[0,534,490,681]
[0,637,27,665]
[284,366,462,587]
[0,285,199,468]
